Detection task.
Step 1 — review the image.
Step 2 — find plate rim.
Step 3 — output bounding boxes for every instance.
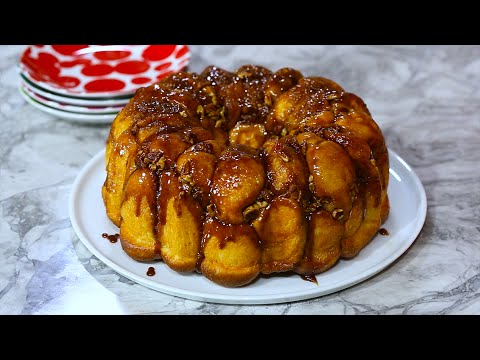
[19,86,118,124]
[21,84,124,114]
[69,148,427,305]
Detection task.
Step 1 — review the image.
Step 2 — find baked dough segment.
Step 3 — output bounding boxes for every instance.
[200,217,261,287]
[253,197,307,274]
[156,171,202,272]
[296,210,345,274]
[102,130,138,227]
[210,145,266,225]
[119,169,159,261]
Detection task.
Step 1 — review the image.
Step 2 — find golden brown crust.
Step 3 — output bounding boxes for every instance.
[262,135,309,199]
[156,171,202,272]
[253,197,307,274]
[200,217,261,287]
[103,64,390,287]
[322,131,383,257]
[296,209,344,274]
[305,140,356,215]
[229,123,267,149]
[102,130,138,226]
[211,145,266,225]
[119,169,159,261]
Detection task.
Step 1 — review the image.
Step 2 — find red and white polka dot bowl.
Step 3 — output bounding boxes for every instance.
[19,45,191,98]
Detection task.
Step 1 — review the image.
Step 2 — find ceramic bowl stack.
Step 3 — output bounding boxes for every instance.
[18,45,191,124]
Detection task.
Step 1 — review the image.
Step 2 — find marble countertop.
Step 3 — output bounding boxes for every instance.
[1,45,479,315]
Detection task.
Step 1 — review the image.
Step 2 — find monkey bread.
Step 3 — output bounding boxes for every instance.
[102,65,390,287]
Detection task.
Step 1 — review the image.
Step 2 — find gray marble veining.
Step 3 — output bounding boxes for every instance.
[1,45,479,314]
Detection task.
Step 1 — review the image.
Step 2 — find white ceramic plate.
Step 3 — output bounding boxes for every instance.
[21,76,131,106]
[21,85,124,114]
[19,87,118,124]
[69,149,427,304]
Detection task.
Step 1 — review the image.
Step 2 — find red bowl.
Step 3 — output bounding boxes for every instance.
[19,45,190,98]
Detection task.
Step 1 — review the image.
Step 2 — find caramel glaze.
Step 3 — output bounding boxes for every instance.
[102,232,119,243]
[211,144,266,224]
[379,228,389,236]
[300,274,318,285]
[196,216,262,272]
[147,267,156,276]
[157,171,182,226]
[156,170,203,258]
[104,64,390,286]
[204,217,261,249]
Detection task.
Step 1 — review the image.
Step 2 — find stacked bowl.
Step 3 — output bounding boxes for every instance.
[18,45,191,124]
